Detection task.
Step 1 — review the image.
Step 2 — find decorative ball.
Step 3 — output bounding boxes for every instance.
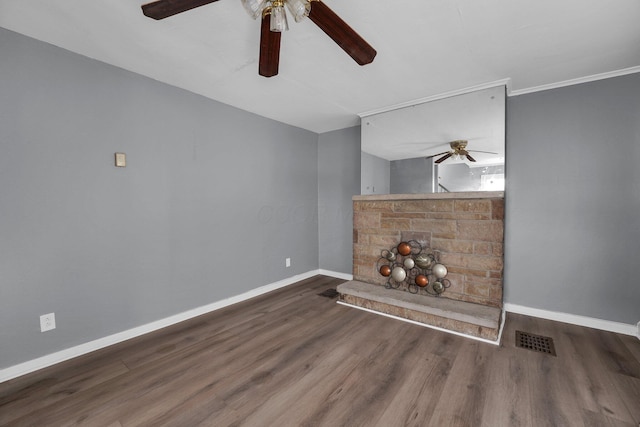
[391,266,407,282]
[432,263,448,279]
[415,274,428,287]
[432,280,445,294]
[397,242,411,256]
[414,254,433,269]
[379,265,391,277]
[381,249,397,261]
[403,258,415,269]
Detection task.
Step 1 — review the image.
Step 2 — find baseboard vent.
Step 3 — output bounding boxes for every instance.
[515,331,556,356]
[318,288,339,299]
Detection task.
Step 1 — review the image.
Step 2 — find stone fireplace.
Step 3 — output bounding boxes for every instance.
[337,191,505,342]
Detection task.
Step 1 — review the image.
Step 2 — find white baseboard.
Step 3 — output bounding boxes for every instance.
[504,303,638,337]
[318,269,353,281]
[0,270,325,383]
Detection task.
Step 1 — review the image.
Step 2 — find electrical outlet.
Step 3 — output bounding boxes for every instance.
[285,257,291,267]
[40,313,56,332]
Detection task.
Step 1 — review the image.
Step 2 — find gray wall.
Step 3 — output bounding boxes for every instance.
[318,126,361,274]
[390,157,434,194]
[360,151,390,195]
[504,73,640,325]
[436,163,505,192]
[0,28,319,369]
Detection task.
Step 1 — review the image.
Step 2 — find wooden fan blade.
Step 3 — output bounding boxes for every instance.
[466,154,477,162]
[259,14,281,77]
[426,151,450,159]
[142,0,219,20]
[468,150,499,155]
[435,153,453,164]
[308,1,376,66]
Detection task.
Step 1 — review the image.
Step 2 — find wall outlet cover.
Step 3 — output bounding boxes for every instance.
[40,313,56,332]
[285,258,291,267]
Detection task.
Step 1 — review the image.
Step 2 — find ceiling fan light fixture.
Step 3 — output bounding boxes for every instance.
[270,1,289,32]
[285,0,310,22]
[142,0,376,75]
[241,0,269,19]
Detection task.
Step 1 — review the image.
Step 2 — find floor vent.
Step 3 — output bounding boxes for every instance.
[318,288,339,299]
[515,331,556,356]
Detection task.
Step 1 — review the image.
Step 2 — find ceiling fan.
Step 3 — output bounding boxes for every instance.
[141,0,377,77]
[426,140,497,164]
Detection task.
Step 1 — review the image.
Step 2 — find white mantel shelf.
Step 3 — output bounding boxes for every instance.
[353,191,504,201]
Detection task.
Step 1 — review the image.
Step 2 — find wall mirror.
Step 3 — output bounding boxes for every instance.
[360,86,506,195]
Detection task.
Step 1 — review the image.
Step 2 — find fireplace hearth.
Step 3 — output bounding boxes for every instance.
[339,191,505,341]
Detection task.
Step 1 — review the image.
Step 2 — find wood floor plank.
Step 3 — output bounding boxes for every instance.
[479,348,533,427]
[479,315,533,427]
[427,339,493,427]
[1,278,639,427]
[619,334,640,365]
[588,328,640,379]
[0,359,129,424]
[305,320,437,426]
[372,353,452,427]
[562,327,636,423]
[581,408,638,427]
[54,308,327,425]
[611,372,640,423]
[219,307,369,416]
[231,347,364,426]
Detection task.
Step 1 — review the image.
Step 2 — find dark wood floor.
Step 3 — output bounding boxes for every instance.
[1,275,639,426]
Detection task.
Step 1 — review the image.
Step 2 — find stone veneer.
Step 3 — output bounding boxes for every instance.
[353,192,504,308]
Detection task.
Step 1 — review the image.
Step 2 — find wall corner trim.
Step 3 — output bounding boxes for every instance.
[0,270,326,384]
[504,303,638,337]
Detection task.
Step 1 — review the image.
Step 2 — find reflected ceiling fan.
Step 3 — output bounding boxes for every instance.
[141,0,377,77]
[426,140,497,164]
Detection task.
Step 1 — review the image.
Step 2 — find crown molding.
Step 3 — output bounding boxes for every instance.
[358,79,511,118]
[509,66,640,97]
[358,67,640,119]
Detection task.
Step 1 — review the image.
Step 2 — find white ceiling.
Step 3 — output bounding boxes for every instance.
[1,0,639,134]
[361,85,505,162]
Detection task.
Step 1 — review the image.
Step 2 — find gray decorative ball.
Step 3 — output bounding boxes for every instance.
[415,254,433,269]
[432,280,445,294]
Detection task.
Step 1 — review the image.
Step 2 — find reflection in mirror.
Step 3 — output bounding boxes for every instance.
[360,86,505,195]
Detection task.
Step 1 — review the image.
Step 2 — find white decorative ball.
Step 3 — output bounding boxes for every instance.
[432,263,448,279]
[391,266,407,282]
[403,258,415,269]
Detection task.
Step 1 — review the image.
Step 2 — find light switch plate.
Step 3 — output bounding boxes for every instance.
[115,152,126,167]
